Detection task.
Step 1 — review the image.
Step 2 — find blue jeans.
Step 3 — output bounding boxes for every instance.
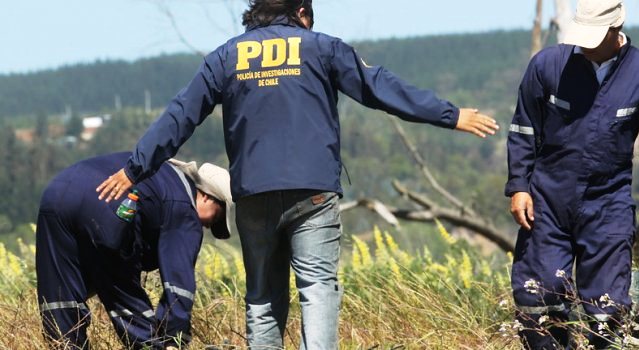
[236,190,343,349]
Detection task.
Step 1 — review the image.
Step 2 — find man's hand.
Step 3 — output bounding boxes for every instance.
[510,192,534,231]
[96,169,133,202]
[455,108,499,138]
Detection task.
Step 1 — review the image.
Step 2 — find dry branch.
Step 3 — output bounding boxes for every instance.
[340,114,516,252]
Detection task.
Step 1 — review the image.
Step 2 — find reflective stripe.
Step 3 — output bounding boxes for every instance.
[168,163,196,209]
[516,303,566,314]
[617,107,637,117]
[109,309,133,318]
[40,301,88,312]
[592,314,612,322]
[164,282,194,301]
[509,124,535,136]
[549,95,570,110]
[109,308,155,319]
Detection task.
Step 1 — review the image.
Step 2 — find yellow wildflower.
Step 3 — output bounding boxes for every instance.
[8,253,23,279]
[352,245,362,271]
[384,231,399,253]
[373,226,388,261]
[435,219,456,245]
[352,235,372,267]
[429,263,449,276]
[388,257,401,279]
[233,252,245,278]
[480,260,492,277]
[459,250,473,289]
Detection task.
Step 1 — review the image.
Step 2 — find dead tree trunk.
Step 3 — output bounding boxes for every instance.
[340,116,516,253]
[531,0,544,57]
[552,0,572,43]
[531,0,573,56]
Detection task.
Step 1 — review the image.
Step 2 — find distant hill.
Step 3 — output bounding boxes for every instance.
[4,28,639,245]
[0,29,536,119]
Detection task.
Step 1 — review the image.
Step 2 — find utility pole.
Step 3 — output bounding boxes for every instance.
[115,94,122,112]
[145,90,151,115]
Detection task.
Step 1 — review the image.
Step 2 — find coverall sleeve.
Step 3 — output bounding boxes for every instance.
[155,201,204,346]
[330,39,459,129]
[124,49,226,183]
[504,55,545,196]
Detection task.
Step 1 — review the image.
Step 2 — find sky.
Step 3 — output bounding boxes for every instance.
[2,0,639,75]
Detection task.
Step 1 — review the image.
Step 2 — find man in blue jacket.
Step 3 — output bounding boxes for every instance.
[37,152,233,349]
[506,0,638,348]
[97,0,499,348]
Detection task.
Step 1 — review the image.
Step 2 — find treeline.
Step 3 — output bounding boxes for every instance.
[0,108,226,241]
[0,55,202,119]
[0,30,535,119]
[4,28,638,246]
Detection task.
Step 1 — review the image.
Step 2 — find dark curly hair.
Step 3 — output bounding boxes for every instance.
[242,0,314,29]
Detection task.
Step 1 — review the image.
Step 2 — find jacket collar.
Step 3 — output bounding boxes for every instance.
[245,15,304,32]
[571,33,632,64]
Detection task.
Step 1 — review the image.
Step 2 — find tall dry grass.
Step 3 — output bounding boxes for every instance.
[0,223,520,349]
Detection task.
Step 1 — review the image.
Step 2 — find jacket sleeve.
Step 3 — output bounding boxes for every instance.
[124,49,226,183]
[155,200,204,346]
[504,55,545,196]
[330,39,459,129]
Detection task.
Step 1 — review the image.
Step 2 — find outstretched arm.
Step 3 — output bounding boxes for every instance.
[455,108,499,138]
[97,48,225,202]
[331,39,498,136]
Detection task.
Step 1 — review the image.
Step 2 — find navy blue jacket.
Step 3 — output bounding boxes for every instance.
[50,152,202,340]
[125,17,460,199]
[506,40,639,204]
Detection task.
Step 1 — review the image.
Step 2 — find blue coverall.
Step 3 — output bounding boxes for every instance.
[506,40,639,348]
[36,152,203,349]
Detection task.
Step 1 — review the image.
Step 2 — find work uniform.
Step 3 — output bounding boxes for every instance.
[506,38,639,348]
[122,15,462,349]
[37,152,203,349]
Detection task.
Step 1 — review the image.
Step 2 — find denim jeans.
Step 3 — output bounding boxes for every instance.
[236,190,343,349]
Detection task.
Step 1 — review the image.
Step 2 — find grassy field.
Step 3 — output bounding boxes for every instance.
[0,224,522,349]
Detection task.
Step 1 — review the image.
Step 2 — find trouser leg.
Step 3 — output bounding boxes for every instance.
[511,198,574,350]
[287,192,342,350]
[574,199,635,349]
[90,250,160,350]
[36,211,91,350]
[237,192,290,349]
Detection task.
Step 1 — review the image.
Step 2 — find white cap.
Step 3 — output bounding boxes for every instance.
[168,159,234,239]
[562,0,625,49]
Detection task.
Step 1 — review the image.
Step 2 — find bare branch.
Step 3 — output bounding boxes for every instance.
[223,0,245,36]
[386,115,478,217]
[157,2,207,56]
[340,191,515,252]
[200,2,235,37]
[396,209,514,253]
[340,199,400,228]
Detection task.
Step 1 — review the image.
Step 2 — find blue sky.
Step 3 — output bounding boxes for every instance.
[2,0,638,74]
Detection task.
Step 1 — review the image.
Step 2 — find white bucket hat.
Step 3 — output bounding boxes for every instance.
[168,159,235,239]
[562,0,625,49]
